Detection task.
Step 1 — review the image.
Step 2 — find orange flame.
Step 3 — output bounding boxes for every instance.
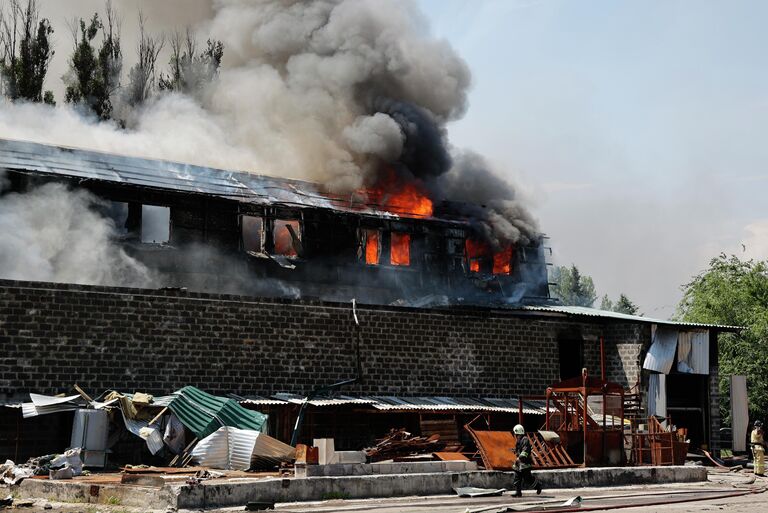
[466,239,489,273]
[493,245,513,275]
[466,239,513,275]
[365,169,433,217]
[365,229,380,265]
[390,232,411,266]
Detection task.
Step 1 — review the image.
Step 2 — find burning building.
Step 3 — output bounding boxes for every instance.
[0,138,550,305]
[0,137,741,465]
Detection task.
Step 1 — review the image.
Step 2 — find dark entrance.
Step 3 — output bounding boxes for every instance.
[558,330,584,381]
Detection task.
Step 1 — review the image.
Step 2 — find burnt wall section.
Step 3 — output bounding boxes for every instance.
[1,280,644,401]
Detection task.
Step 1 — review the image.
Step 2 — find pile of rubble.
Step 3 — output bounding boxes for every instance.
[364,428,447,462]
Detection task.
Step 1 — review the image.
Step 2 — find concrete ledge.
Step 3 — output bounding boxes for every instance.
[177,466,707,509]
[18,479,177,509]
[14,466,707,510]
[296,461,478,477]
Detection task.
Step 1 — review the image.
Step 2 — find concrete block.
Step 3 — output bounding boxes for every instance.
[331,451,367,464]
[313,438,335,465]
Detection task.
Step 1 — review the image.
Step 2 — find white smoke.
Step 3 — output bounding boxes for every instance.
[0,177,154,286]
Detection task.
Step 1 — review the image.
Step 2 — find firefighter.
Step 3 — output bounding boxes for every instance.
[512,424,543,497]
[751,420,765,477]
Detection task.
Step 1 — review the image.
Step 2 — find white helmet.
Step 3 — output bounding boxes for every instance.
[513,424,525,435]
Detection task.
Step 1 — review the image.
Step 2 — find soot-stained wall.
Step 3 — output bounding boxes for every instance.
[0,279,648,402]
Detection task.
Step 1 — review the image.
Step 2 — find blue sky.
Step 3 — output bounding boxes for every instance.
[417,0,768,315]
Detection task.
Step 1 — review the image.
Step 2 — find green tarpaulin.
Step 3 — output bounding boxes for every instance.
[166,386,267,439]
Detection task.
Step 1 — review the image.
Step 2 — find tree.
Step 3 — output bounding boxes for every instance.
[123,12,163,108]
[0,0,55,104]
[158,28,223,97]
[601,293,640,315]
[677,254,768,421]
[614,294,639,315]
[64,1,122,120]
[551,264,597,307]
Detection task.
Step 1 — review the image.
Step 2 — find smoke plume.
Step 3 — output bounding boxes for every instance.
[0,0,540,289]
[0,174,154,287]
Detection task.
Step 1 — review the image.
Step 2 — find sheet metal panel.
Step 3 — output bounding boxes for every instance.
[0,138,460,221]
[648,373,667,418]
[643,328,678,374]
[689,330,710,375]
[730,375,749,452]
[191,426,295,470]
[521,305,742,331]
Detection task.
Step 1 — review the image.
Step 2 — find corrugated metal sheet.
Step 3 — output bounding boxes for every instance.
[730,375,749,452]
[643,328,678,374]
[238,394,545,414]
[366,396,544,415]
[238,396,288,406]
[272,393,377,407]
[190,426,295,470]
[20,394,83,418]
[167,386,267,439]
[648,373,667,418]
[689,330,710,375]
[521,305,742,331]
[0,138,455,220]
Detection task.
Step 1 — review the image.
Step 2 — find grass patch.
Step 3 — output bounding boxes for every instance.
[105,495,122,505]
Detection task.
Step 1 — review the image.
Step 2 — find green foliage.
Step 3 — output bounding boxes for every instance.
[158,29,223,97]
[601,293,640,315]
[677,254,768,421]
[64,3,121,120]
[551,264,597,307]
[0,0,55,103]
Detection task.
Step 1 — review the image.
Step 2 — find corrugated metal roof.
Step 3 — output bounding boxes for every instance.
[167,386,267,439]
[272,393,377,407]
[520,305,743,331]
[240,394,545,414]
[238,396,288,406]
[0,138,455,220]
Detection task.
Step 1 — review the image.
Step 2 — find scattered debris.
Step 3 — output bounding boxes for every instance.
[454,487,506,497]
[364,428,446,462]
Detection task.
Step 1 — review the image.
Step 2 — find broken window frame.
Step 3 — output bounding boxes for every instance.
[360,228,382,266]
[272,218,303,258]
[389,231,411,266]
[240,214,265,255]
[140,204,171,244]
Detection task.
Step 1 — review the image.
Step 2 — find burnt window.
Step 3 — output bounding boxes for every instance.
[140,205,170,243]
[492,246,513,275]
[465,239,488,273]
[362,229,381,265]
[390,232,411,266]
[241,215,264,253]
[273,219,302,257]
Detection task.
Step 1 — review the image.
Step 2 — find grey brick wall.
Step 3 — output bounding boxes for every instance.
[0,280,646,401]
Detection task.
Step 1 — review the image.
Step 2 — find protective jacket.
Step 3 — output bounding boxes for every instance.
[515,436,533,469]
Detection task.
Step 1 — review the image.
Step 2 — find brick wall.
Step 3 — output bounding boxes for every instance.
[0,280,649,401]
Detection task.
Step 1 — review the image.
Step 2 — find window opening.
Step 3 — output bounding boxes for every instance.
[140,205,170,243]
[390,232,411,266]
[493,245,513,275]
[241,215,264,253]
[273,219,302,257]
[363,229,381,265]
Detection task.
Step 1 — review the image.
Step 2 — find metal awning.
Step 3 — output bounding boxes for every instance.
[240,394,546,415]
